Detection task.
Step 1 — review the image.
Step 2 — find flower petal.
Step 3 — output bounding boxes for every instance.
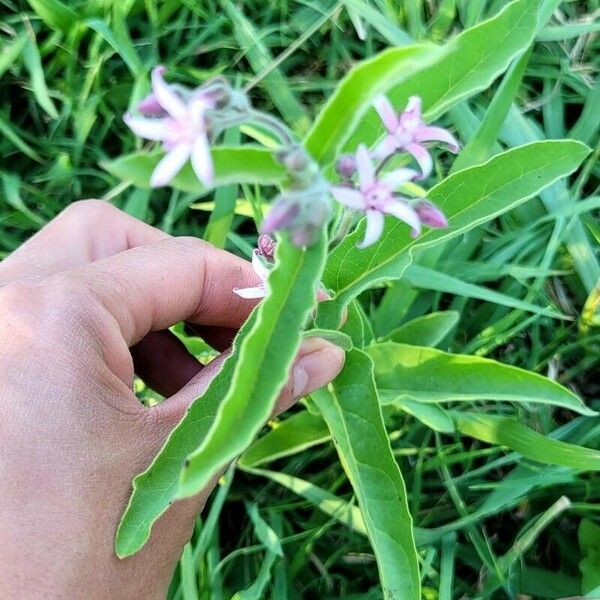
[137,93,165,115]
[405,96,422,118]
[251,250,271,282]
[371,135,399,161]
[191,134,214,187]
[405,142,433,179]
[233,285,267,299]
[124,114,170,141]
[149,144,191,187]
[373,95,399,132]
[152,65,187,119]
[330,186,365,210]
[380,168,419,190]
[357,210,385,249]
[414,126,460,152]
[355,144,375,190]
[382,199,421,237]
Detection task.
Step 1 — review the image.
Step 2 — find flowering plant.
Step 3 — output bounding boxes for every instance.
[105,3,595,597]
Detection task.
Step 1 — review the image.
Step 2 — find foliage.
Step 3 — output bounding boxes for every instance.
[1,0,599,598]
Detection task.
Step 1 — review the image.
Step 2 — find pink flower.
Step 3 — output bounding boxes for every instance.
[330,145,423,248]
[373,95,459,179]
[124,66,215,188]
[233,248,272,299]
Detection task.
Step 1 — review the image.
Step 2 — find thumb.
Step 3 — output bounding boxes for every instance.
[157,336,345,427]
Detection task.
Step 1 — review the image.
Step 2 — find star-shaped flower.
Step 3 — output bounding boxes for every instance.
[329,144,423,248]
[124,66,215,188]
[373,95,459,179]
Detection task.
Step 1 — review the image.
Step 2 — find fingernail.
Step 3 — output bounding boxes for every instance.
[291,339,345,399]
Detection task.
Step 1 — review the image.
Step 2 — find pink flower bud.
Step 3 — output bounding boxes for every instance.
[261,199,301,235]
[415,201,448,229]
[335,154,356,178]
[257,234,276,262]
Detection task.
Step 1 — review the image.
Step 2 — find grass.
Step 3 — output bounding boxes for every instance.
[1,0,599,598]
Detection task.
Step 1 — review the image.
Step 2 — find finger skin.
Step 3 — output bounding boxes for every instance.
[74,236,260,346]
[0,200,168,284]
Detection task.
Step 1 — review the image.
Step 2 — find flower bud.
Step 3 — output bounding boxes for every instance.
[415,201,448,229]
[257,234,276,262]
[261,198,301,235]
[335,154,356,178]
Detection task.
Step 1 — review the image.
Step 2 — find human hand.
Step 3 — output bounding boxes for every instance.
[0,201,344,599]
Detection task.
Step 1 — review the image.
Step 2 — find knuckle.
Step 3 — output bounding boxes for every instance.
[59,199,119,227]
[167,235,210,255]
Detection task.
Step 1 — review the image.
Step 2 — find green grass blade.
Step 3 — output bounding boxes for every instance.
[221,0,309,133]
[453,412,600,471]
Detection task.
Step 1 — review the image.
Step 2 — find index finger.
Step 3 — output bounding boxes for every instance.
[75,236,260,345]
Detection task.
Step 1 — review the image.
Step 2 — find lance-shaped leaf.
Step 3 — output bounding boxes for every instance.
[316,140,590,328]
[115,311,258,558]
[368,342,596,416]
[177,233,327,498]
[382,311,459,347]
[453,412,600,471]
[239,410,331,468]
[312,349,420,600]
[305,0,539,166]
[102,146,286,194]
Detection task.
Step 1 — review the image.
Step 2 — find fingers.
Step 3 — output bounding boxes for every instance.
[0,200,167,284]
[77,236,260,346]
[158,337,345,423]
[131,331,203,397]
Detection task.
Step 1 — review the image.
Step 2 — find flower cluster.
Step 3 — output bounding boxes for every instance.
[329,95,458,248]
[124,69,460,298]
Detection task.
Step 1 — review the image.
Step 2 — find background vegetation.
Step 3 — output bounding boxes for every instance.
[1,0,599,598]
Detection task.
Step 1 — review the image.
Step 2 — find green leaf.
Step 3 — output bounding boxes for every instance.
[317,140,590,328]
[102,147,286,194]
[382,311,459,347]
[304,44,443,165]
[341,0,540,156]
[312,349,420,600]
[239,410,330,468]
[26,0,78,34]
[115,312,258,558]
[303,328,353,350]
[453,412,600,471]
[177,233,327,498]
[368,342,596,416]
